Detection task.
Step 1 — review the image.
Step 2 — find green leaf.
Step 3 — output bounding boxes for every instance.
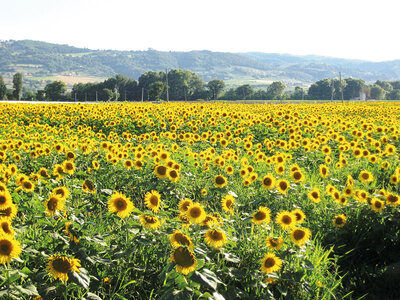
[85,292,102,300]
[69,269,90,289]
[190,269,222,291]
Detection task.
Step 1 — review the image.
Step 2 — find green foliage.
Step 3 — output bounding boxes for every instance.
[44,81,66,100]
[12,73,23,100]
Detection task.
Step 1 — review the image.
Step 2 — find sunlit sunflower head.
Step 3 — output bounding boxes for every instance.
[333,214,347,228]
[0,191,12,210]
[343,186,353,198]
[44,194,65,216]
[0,236,21,264]
[307,188,321,203]
[276,211,296,230]
[186,203,206,224]
[214,175,227,188]
[291,209,306,224]
[123,159,134,170]
[290,170,305,183]
[108,192,134,218]
[144,190,161,213]
[47,254,81,281]
[359,170,374,183]
[204,229,227,249]
[370,198,385,212]
[0,203,18,221]
[221,194,235,215]
[52,186,70,200]
[266,237,284,251]
[154,165,168,179]
[170,230,193,248]
[290,227,311,246]
[252,206,271,225]
[0,220,14,237]
[260,253,282,274]
[319,164,329,178]
[386,193,400,206]
[92,160,100,170]
[178,198,193,214]
[62,161,76,175]
[167,169,180,182]
[276,179,290,195]
[170,246,197,275]
[134,160,144,170]
[38,167,50,179]
[178,213,191,228]
[139,214,161,229]
[261,174,275,190]
[82,180,96,194]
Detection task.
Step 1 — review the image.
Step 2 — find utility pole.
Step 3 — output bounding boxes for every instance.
[331,80,334,101]
[165,68,169,102]
[85,93,87,102]
[339,72,344,102]
[74,92,77,102]
[95,90,98,102]
[141,88,144,102]
[124,90,127,101]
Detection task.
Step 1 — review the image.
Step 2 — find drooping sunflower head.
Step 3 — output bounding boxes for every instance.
[261,174,275,190]
[214,175,227,188]
[170,230,193,248]
[290,227,311,246]
[260,253,282,274]
[82,180,96,194]
[276,211,296,230]
[333,214,347,227]
[252,206,271,225]
[108,192,134,219]
[144,190,161,213]
[139,214,161,229]
[170,246,197,275]
[47,254,81,281]
[186,203,206,224]
[44,194,65,216]
[221,194,235,215]
[266,237,284,251]
[0,236,21,264]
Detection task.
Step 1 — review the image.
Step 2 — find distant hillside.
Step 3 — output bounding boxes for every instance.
[1,39,400,89]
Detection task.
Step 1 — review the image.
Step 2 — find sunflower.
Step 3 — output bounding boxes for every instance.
[276,179,290,195]
[154,165,168,179]
[47,255,81,281]
[44,194,65,216]
[204,229,227,249]
[261,174,275,190]
[260,253,282,274]
[370,198,384,212]
[386,193,400,206]
[178,213,191,227]
[319,164,329,178]
[291,209,306,224]
[0,220,14,237]
[290,170,305,183]
[0,191,12,210]
[0,203,18,221]
[346,175,354,187]
[266,237,284,251]
[214,175,227,188]
[276,211,296,230]
[201,214,218,228]
[290,227,311,246]
[333,214,347,227]
[186,203,206,224]
[144,190,161,213]
[123,159,134,170]
[252,206,271,225]
[359,170,374,183]
[307,188,321,203]
[108,192,134,218]
[52,186,70,200]
[38,168,50,179]
[92,160,100,170]
[178,198,193,213]
[170,230,193,248]
[221,194,235,215]
[167,169,180,182]
[275,164,285,175]
[62,161,76,175]
[64,222,79,243]
[134,160,144,170]
[225,165,234,175]
[0,236,21,264]
[343,186,353,198]
[82,180,96,194]
[170,246,197,275]
[201,189,207,196]
[139,214,161,229]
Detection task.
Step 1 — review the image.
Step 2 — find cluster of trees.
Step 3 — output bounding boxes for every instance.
[2,70,400,101]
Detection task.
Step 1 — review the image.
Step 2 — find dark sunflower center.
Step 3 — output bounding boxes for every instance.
[0,240,11,254]
[322,168,327,175]
[215,176,225,185]
[47,198,58,211]
[225,200,232,209]
[0,207,12,217]
[52,258,71,273]
[23,182,32,189]
[65,164,73,171]
[175,233,190,246]
[150,196,159,206]
[388,195,398,203]
[282,215,292,224]
[189,207,201,218]
[157,166,167,176]
[294,213,301,221]
[335,218,343,225]
[115,199,127,210]
[375,202,382,208]
[264,258,275,268]
[169,170,178,178]
[144,216,157,224]
[279,182,288,190]
[311,192,318,199]
[0,195,6,205]
[293,172,301,180]
[361,173,369,180]
[1,223,11,233]
[293,230,305,240]
[181,201,191,211]
[269,239,278,247]
[210,230,223,241]
[254,211,266,221]
[174,247,195,268]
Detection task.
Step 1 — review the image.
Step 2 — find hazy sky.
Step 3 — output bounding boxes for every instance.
[1,0,399,61]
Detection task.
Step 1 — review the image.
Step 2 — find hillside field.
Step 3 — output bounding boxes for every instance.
[0,102,399,299]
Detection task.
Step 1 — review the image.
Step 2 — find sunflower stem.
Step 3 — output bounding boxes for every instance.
[63,281,68,300]
[6,262,10,298]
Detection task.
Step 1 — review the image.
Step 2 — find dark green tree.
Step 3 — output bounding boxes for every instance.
[0,75,7,100]
[369,85,385,100]
[207,79,225,100]
[13,73,23,100]
[266,81,286,99]
[292,86,305,100]
[44,81,66,100]
[36,90,46,101]
[387,89,400,100]
[236,84,254,99]
[149,81,165,100]
[375,80,393,92]
[343,78,365,100]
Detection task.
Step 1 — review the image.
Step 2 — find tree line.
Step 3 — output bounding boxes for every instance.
[1,71,400,101]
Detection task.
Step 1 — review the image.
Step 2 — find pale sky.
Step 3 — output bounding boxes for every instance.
[0,0,399,62]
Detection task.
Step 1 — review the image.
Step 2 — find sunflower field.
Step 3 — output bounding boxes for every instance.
[0,102,400,299]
